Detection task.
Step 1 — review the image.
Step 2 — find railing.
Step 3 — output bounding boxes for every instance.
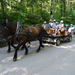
[0,38,6,43]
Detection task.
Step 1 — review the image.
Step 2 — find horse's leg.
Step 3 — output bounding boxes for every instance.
[29,41,30,44]
[21,41,31,50]
[21,44,25,50]
[7,39,16,53]
[37,39,44,52]
[27,41,31,47]
[40,39,44,48]
[23,44,28,55]
[11,41,16,49]
[13,44,21,61]
[37,40,41,52]
[7,41,11,53]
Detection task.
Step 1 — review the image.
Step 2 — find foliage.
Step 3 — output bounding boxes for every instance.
[0,0,75,25]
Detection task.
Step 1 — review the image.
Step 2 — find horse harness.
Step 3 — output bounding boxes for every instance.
[15,25,38,39]
[4,23,40,40]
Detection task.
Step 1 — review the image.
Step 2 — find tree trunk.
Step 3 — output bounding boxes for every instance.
[0,0,5,17]
[40,1,43,21]
[50,0,54,19]
[63,0,66,18]
[31,5,34,15]
[60,0,63,18]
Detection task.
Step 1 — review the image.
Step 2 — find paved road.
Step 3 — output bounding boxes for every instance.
[0,35,75,75]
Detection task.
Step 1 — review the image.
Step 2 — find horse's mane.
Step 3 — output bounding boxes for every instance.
[6,22,17,26]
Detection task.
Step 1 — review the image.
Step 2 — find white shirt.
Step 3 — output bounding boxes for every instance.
[51,23,56,28]
[49,23,53,27]
[68,27,74,32]
[59,24,64,27]
[57,24,64,29]
[42,24,48,29]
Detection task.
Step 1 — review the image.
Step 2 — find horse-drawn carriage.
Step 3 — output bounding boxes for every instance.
[0,21,72,61]
[43,28,72,46]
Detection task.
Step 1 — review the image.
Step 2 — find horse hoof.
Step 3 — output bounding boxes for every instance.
[42,45,44,48]
[27,44,31,47]
[13,58,17,61]
[21,48,24,50]
[7,50,10,53]
[25,53,28,55]
[36,49,40,52]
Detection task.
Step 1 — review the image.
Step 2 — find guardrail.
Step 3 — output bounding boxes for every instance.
[0,39,6,43]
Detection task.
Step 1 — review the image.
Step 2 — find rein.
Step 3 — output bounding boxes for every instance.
[15,24,38,38]
[4,24,42,40]
[18,33,39,39]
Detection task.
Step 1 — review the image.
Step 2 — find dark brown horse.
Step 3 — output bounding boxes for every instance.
[0,22,31,52]
[0,22,17,52]
[0,22,47,61]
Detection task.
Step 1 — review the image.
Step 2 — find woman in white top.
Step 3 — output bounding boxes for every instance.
[59,20,64,28]
[58,20,64,29]
[42,21,48,29]
[68,24,74,34]
[49,19,53,27]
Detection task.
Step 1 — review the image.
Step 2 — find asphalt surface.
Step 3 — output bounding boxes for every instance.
[0,35,75,75]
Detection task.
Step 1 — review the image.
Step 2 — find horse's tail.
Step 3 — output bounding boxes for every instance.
[38,30,49,38]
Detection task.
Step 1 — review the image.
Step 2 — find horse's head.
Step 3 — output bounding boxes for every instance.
[0,22,6,38]
[0,22,10,38]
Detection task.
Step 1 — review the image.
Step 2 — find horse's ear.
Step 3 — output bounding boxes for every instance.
[4,21,6,25]
[1,21,6,26]
[6,19,8,23]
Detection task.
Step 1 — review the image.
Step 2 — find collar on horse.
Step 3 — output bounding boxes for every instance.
[15,24,33,38]
[4,22,23,39]
[16,22,22,34]
[15,25,39,39]
[15,22,23,38]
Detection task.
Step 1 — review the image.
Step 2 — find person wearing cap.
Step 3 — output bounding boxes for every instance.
[68,24,74,35]
[56,22,59,27]
[56,20,64,32]
[73,25,75,36]
[56,22,60,30]
[70,24,73,27]
[42,21,48,29]
[51,19,57,29]
[65,24,69,31]
[50,20,57,35]
[48,19,53,28]
[58,20,64,29]
[56,22,58,27]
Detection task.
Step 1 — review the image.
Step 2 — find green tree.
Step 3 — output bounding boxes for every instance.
[0,0,5,18]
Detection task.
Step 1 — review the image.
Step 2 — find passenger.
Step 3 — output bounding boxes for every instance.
[56,22,60,31]
[56,22,58,25]
[65,24,69,31]
[50,20,57,36]
[56,22,58,27]
[73,25,75,36]
[68,24,74,35]
[48,19,53,28]
[56,20,65,32]
[42,21,48,29]
[58,20,64,29]
[51,19,57,29]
